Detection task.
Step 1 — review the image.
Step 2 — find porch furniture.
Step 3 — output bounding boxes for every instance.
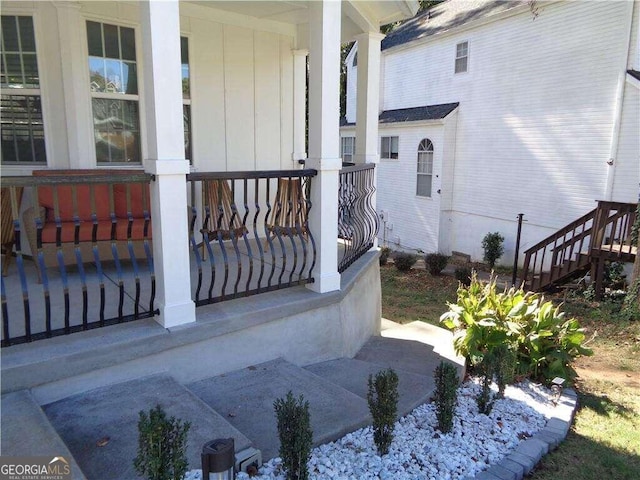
[200,179,247,242]
[1,186,24,276]
[23,170,152,278]
[264,178,308,246]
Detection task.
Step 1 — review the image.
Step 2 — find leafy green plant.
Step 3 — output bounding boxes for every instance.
[475,357,495,415]
[440,273,593,383]
[425,253,448,275]
[603,261,626,290]
[367,369,399,455]
[133,405,191,480]
[379,247,391,266]
[454,266,473,286]
[481,232,505,269]
[393,252,417,272]
[274,391,313,480]
[492,344,517,398]
[433,362,459,433]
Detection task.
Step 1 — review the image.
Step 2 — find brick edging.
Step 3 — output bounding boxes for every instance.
[463,388,578,480]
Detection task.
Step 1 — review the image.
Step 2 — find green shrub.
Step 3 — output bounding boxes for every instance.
[481,232,505,269]
[379,247,391,266]
[454,266,473,286]
[393,252,417,272]
[492,345,517,398]
[133,404,191,480]
[440,273,592,383]
[425,253,448,275]
[367,369,399,456]
[274,391,313,480]
[433,362,459,433]
[475,357,495,415]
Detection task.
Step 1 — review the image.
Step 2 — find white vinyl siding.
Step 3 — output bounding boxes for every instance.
[416,139,434,197]
[381,135,398,159]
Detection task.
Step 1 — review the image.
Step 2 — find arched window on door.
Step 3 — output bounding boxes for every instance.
[416,139,434,197]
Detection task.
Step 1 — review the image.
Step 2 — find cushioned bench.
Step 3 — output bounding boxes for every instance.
[23,169,152,277]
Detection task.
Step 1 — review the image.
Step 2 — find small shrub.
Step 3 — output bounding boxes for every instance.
[492,345,517,398]
[603,261,626,290]
[379,247,391,266]
[476,357,495,415]
[425,253,448,275]
[133,404,191,480]
[481,232,505,269]
[440,273,592,383]
[454,266,472,286]
[393,252,417,272]
[433,362,459,433]
[367,369,399,456]
[274,391,313,480]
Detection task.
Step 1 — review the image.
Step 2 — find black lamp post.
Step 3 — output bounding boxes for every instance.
[202,438,235,480]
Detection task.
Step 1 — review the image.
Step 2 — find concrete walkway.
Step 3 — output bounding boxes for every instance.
[1,319,464,479]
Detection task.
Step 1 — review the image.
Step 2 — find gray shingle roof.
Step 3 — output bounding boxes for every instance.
[379,103,459,123]
[382,0,526,51]
[628,70,640,82]
[341,103,459,127]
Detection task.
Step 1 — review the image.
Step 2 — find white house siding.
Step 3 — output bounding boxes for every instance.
[376,124,445,254]
[1,1,297,173]
[612,82,640,203]
[347,0,637,264]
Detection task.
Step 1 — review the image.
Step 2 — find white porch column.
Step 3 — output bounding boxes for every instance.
[354,32,384,165]
[140,0,195,328]
[354,32,384,249]
[53,1,94,169]
[306,0,341,293]
[293,49,308,166]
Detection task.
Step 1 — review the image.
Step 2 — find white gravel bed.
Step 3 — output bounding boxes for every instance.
[186,379,556,480]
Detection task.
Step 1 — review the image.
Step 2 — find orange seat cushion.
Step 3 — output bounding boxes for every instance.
[113,183,151,219]
[40,221,114,244]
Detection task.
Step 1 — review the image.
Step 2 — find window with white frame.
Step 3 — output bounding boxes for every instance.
[455,41,468,74]
[181,36,191,163]
[380,136,398,160]
[1,15,47,164]
[341,136,355,163]
[416,138,433,197]
[87,20,140,164]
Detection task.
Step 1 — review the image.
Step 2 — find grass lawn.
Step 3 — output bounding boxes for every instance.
[380,264,640,480]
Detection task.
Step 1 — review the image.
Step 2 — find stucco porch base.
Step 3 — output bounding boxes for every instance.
[1,251,381,405]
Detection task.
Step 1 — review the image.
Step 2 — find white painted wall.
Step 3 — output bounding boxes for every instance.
[345,0,638,265]
[612,83,640,203]
[2,1,297,173]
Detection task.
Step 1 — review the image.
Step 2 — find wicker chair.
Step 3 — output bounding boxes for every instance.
[200,179,247,244]
[264,178,308,246]
[1,186,24,276]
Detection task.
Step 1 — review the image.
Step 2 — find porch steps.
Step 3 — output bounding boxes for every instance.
[0,390,87,480]
[41,374,251,480]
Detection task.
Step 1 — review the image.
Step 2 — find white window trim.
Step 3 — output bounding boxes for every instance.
[380,135,399,160]
[85,17,143,166]
[341,136,355,163]
[1,10,52,169]
[416,139,434,198]
[181,34,193,164]
[455,40,469,74]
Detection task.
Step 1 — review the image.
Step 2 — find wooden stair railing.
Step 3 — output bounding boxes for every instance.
[522,201,637,293]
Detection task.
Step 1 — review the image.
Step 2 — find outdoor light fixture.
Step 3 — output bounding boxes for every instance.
[551,377,565,404]
[202,438,235,480]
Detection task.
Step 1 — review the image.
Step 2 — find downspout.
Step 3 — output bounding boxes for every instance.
[604,0,635,200]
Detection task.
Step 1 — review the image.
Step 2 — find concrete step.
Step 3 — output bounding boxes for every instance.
[0,390,87,480]
[187,358,371,460]
[42,374,251,480]
[305,357,435,415]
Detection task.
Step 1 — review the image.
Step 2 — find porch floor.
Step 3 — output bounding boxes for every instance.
[1,236,325,343]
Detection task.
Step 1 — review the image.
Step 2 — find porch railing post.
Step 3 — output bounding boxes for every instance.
[306,0,341,293]
[141,0,195,327]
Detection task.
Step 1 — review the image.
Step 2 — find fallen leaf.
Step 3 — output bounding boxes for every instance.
[96,437,110,447]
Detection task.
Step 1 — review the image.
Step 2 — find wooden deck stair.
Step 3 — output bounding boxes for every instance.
[523,201,637,297]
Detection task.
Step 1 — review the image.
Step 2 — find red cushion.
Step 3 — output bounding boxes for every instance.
[114,183,151,219]
[115,218,152,241]
[40,221,114,244]
[37,184,113,222]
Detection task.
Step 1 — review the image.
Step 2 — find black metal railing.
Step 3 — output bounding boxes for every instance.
[186,169,317,306]
[1,171,157,347]
[338,163,378,273]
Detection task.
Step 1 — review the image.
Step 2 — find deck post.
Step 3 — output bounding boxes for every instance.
[140,0,195,327]
[306,0,341,293]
